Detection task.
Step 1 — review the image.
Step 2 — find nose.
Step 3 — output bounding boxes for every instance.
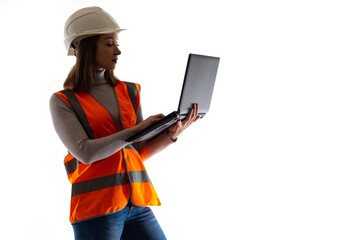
[114,46,121,55]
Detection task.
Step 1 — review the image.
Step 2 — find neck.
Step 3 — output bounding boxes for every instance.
[94,70,107,84]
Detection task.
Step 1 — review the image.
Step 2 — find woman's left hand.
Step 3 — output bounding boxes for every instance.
[167,104,200,141]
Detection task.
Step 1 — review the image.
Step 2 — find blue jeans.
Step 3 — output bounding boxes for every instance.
[72,202,167,240]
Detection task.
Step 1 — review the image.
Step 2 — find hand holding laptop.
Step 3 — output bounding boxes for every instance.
[168,103,200,141]
[126,54,219,142]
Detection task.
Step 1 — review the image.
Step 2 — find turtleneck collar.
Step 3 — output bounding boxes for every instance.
[94,70,107,85]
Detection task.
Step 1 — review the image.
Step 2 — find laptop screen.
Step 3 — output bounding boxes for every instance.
[178,54,220,116]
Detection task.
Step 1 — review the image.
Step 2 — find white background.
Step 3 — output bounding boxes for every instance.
[1,0,359,239]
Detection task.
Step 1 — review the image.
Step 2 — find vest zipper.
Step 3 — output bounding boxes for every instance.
[113,86,133,204]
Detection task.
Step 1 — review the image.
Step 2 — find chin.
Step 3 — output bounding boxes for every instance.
[108,64,117,70]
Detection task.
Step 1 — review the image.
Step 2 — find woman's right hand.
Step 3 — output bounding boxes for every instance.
[131,114,165,135]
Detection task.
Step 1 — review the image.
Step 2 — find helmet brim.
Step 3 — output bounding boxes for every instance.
[66,28,126,56]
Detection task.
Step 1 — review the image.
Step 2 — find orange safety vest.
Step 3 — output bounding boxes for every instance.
[55,80,161,223]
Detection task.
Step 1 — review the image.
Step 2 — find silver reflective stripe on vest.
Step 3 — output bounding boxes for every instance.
[71,173,129,197]
[71,170,151,196]
[60,90,95,139]
[123,82,138,114]
[128,171,151,183]
[65,157,79,175]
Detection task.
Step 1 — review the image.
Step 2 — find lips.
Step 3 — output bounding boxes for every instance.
[112,59,118,63]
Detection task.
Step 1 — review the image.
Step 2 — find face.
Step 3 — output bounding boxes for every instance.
[95,33,121,71]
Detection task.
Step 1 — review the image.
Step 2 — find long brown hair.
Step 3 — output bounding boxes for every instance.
[63,35,118,92]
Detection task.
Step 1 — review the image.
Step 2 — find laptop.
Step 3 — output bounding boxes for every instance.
[126,53,220,142]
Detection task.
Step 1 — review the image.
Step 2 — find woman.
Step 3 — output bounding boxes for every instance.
[50,7,199,240]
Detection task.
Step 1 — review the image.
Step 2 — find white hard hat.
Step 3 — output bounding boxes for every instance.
[64,6,125,56]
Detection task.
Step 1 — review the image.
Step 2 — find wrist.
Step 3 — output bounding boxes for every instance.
[130,124,140,135]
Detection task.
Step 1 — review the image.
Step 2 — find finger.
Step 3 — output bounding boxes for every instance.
[190,104,197,121]
[183,116,195,127]
[183,104,198,125]
[191,104,197,117]
[187,108,199,125]
[189,104,198,121]
[150,115,164,122]
[184,108,194,122]
[153,113,165,118]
